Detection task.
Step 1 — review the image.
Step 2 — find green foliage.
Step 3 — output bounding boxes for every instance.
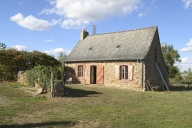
[27,66,61,90]
[0,47,61,81]
[182,68,192,87]
[27,66,51,89]
[57,52,66,80]
[30,50,61,67]
[0,65,15,80]
[170,69,182,84]
[0,43,6,50]
[0,49,30,80]
[9,82,25,88]
[57,52,67,62]
[161,43,181,78]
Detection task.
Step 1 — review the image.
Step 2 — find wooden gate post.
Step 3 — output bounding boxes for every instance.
[51,71,55,98]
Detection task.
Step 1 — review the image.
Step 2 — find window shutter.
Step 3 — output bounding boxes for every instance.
[97,66,104,85]
[115,65,119,80]
[128,65,134,81]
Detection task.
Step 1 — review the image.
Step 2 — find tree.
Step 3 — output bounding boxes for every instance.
[161,43,181,78]
[182,68,192,87]
[0,43,6,50]
[57,52,67,81]
[57,52,67,62]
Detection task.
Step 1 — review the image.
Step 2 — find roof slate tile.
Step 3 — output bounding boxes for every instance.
[66,26,157,62]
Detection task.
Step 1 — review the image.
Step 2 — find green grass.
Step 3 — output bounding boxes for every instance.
[1,82,192,127]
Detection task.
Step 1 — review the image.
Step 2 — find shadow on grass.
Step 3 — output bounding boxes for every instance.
[170,85,192,91]
[64,86,102,97]
[0,121,75,128]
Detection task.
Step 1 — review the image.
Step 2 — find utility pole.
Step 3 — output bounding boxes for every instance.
[92,25,96,35]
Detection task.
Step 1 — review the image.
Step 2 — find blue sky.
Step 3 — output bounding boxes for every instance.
[0,0,192,71]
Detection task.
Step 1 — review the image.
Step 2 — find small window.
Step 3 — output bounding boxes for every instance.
[120,65,128,80]
[89,46,93,50]
[78,65,83,77]
[116,44,121,48]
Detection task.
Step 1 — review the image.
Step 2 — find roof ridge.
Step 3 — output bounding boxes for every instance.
[88,26,157,36]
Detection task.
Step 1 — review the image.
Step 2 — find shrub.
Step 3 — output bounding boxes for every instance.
[27,66,62,91]
[0,49,61,81]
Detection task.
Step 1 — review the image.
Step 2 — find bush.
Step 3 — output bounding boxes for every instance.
[27,66,62,91]
[0,49,61,81]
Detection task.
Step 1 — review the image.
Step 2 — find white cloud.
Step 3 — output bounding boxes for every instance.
[183,0,192,8]
[186,39,192,47]
[138,12,146,17]
[44,48,71,57]
[181,57,192,64]
[10,13,58,31]
[181,38,192,52]
[41,0,142,29]
[44,48,64,54]
[181,47,192,52]
[177,57,192,71]
[137,0,158,18]
[61,19,88,29]
[11,45,28,51]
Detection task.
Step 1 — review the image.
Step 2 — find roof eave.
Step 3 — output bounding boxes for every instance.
[65,59,145,63]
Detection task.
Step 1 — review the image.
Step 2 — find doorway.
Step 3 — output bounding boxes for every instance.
[90,65,97,84]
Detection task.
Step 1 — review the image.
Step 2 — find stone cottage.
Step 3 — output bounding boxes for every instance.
[65,26,169,91]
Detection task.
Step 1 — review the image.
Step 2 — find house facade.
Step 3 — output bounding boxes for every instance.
[65,26,169,91]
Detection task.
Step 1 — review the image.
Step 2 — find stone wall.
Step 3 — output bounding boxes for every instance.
[17,71,29,86]
[144,30,169,90]
[65,61,143,90]
[54,81,65,97]
[65,30,169,91]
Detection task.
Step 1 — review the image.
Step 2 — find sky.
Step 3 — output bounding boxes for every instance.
[0,0,192,72]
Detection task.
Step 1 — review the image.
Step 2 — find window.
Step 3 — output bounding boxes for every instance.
[78,65,83,77]
[116,44,121,48]
[120,65,128,80]
[89,46,93,50]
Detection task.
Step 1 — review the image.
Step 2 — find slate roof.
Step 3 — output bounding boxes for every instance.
[66,26,158,62]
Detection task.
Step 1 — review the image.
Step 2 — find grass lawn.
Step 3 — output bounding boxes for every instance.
[1,82,192,128]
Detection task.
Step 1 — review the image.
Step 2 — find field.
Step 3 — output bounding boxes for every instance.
[1,82,192,128]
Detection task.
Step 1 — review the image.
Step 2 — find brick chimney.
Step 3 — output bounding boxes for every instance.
[80,29,89,40]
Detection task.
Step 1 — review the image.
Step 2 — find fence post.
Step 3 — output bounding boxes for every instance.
[51,70,55,98]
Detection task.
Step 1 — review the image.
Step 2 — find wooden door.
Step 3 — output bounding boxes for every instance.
[90,66,97,84]
[97,66,104,85]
